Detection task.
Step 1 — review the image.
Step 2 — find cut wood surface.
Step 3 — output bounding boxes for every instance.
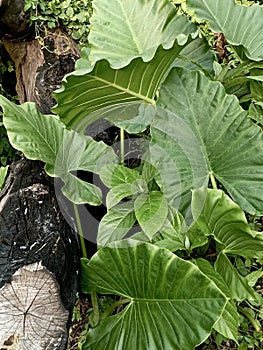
[0,159,80,349]
[0,262,69,349]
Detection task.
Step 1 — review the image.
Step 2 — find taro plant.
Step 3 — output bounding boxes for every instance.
[0,0,263,349]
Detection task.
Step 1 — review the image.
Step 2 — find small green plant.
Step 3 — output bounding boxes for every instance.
[24,0,92,43]
[0,0,263,349]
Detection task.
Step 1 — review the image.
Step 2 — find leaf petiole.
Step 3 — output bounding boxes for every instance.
[209,172,218,190]
[73,203,88,259]
[100,298,131,319]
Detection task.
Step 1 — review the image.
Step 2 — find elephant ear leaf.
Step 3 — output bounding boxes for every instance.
[187,0,263,61]
[0,96,117,205]
[151,68,263,215]
[89,0,197,68]
[81,240,227,350]
[53,0,198,128]
[53,43,191,129]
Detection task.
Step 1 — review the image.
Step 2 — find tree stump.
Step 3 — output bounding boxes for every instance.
[0,159,80,349]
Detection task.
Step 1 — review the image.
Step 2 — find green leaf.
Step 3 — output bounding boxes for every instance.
[0,166,8,191]
[115,103,155,134]
[61,173,102,205]
[134,191,168,239]
[246,75,263,83]
[153,68,263,215]
[214,300,239,343]
[106,184,134,209]
[53,42,191,128]
[0,96,117,205]
[81,240,227,350]
[215,253,262,304]
[97,202,136,246]
[155,207,188,252]
[141,161,157,184]
[249,103,263,125]
[194,258,238,342]
[88,0,197,68]
[187,0,263,61]
[191,187,263,258]
[100,164,140,188]
[173,37,215,75]
[246,268,263,288]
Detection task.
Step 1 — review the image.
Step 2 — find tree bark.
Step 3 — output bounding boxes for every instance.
[0,1,81,348]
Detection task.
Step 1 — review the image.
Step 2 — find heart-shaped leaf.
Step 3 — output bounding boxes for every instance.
[134,191,169,239]
[81,240,227,350]
[97,202,136,246]
[100,164,140,188]
[152,68,263,215]
[0,96,117,205]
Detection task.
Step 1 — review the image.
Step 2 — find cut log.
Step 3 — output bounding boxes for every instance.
[0,159,80,349]
[0,262,69,349]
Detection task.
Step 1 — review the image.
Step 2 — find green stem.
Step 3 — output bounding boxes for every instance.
[90,291,100,327]
[209,172,218,190]
[238,307,261,332]
[120,128,125,164]
[73,203,88,259]
[101,298,130,319]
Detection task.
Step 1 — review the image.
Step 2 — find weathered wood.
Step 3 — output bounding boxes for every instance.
[3,30,80,112]
[0,262,69,349]
[0,159,80,349]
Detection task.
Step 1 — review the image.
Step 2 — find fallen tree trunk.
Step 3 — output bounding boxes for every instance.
[0,159,80,349]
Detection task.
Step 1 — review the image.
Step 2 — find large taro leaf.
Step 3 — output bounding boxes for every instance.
[0,96,117,205]
[53,43,190,129]
[88,0,197,68]
[187,0,263,61]
[190,188,263,258]
[81,240,227,350]
[152,68,263,215]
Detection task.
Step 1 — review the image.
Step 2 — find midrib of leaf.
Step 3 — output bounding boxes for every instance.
[132,297,225,302]
[89,74,155,105]
[118,0,142,54]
